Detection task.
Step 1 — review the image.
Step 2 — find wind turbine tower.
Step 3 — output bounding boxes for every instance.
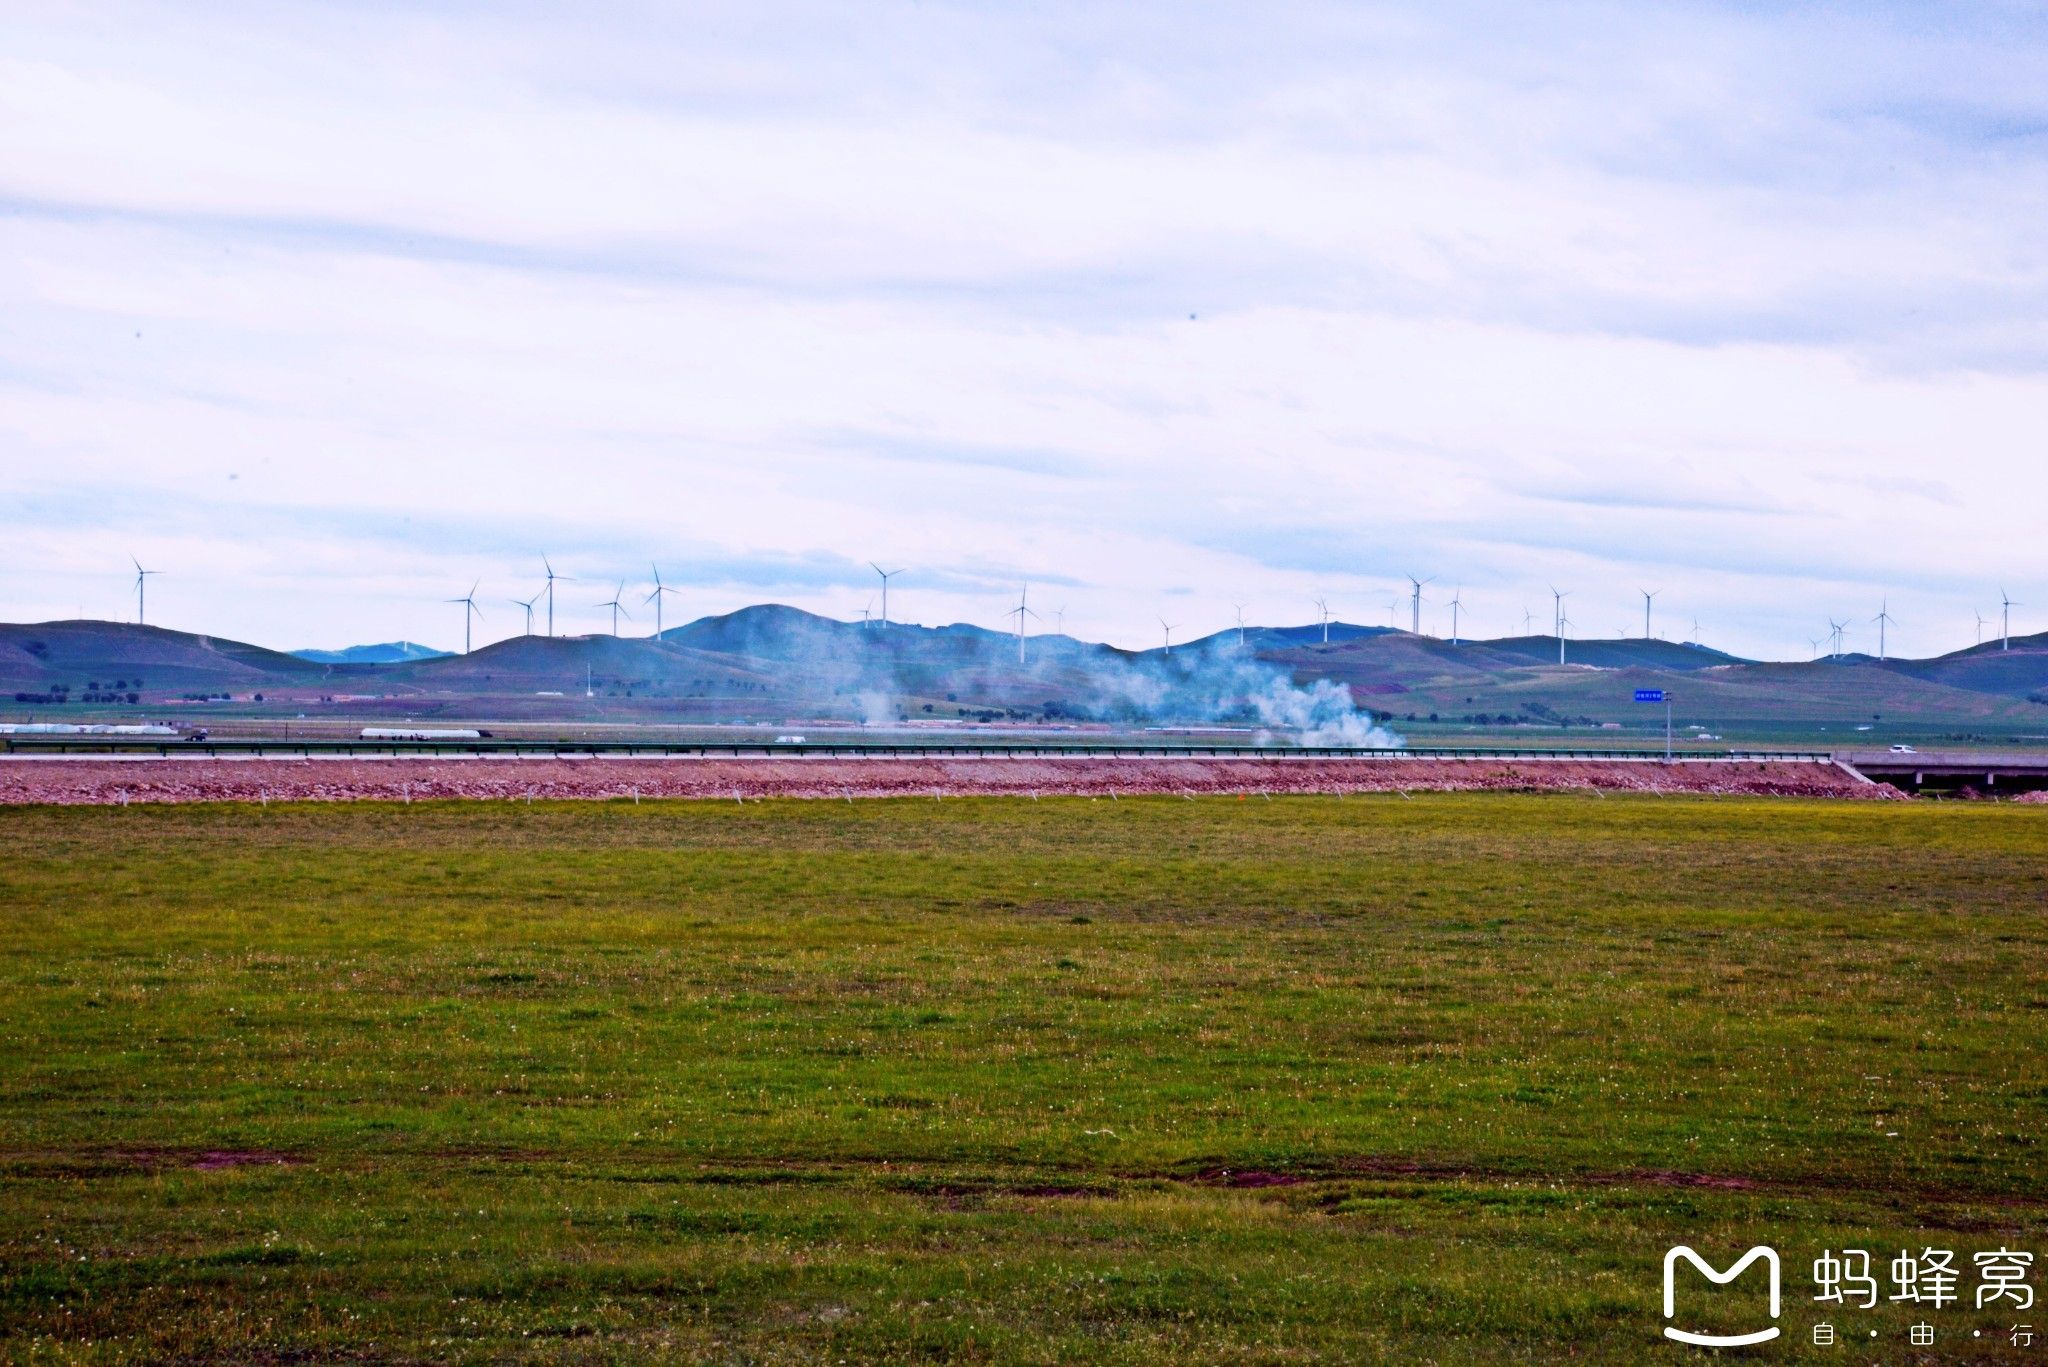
[1314,596,1331,644]
[1006,585,1039,665]
[1873,599,1895,662]
[1233,603,1247,648]
[1159,619,1180,657]
[1827,617,1848,659]
[1550,587,1570,664]
[130,557,161,626]
[446,581,483,654]
[2002,589,2018,651]
[1406,575,1433,634]
[597,582,631,637]
[870,564,904,629]
[510,593,539,636]
[1448,587,1464,646]
[644,564,678,639]
[541,556,571,637]
[1641,588,1660,640]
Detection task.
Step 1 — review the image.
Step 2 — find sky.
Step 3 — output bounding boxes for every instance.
[4,1,2046,660]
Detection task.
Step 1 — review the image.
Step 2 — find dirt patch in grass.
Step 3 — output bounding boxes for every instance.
[186,1149,300,1170]
[1621,1168,1762,1191]
[15,1147,308,1174]
[1198,1168,1310,1188]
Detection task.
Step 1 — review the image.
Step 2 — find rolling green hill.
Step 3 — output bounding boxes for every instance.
[4,613,2045,738]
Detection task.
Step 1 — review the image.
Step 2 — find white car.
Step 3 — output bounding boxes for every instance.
[1889,744,1917,754]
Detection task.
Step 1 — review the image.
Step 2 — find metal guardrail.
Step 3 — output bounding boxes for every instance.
[0,736,1837,762]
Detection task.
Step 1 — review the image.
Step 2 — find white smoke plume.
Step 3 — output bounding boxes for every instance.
[658,606,1404,747]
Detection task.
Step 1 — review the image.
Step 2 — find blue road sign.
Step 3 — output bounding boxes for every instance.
[1634,689,1666,703]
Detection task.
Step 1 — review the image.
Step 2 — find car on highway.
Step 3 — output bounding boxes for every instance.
[1889,744,1917,754]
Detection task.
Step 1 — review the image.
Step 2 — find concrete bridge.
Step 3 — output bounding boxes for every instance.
[1842,750,2048,794]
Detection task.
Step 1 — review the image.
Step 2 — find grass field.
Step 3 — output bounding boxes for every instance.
[1,795,2044,1362]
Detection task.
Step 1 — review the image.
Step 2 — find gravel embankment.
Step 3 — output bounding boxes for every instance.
[0,756,1899,805]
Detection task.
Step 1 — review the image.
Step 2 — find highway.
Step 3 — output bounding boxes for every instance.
[0,734,1832,762]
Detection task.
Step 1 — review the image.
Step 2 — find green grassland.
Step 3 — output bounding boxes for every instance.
[1,795,2044,1362]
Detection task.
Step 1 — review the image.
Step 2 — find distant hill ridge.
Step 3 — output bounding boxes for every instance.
[3,610,2045,727]
[292,641,449,665]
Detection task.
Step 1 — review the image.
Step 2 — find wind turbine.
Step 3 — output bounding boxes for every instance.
[1159,618,1181,656]
[2002,588,2018,651]
[597,582,631,637]
[1006,585,1039,665]
[1975,609,1987,646]
[1550,586,1570,664]
[1384,595,1401,628]
[644,564,678,639]
[1808,635,1823,661]
[1054,604,1067,637]
[860,598,873,629]
[509,593,539,636]
[1827,617,1848,659]
[1233,603,1248,648]
[1447,587,1464,645]
[1872,599,1895,661]
[541,555,573,637]
[1640,588,1660,640]
[446,581,483,654]
[1522,606,1535,635]
[130,556,161,625]
[1406,574,1433,635]
[1313,596,1331,644]
[870,564,904,629]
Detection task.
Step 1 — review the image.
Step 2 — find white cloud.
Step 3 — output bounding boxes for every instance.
[3,1,2046,657]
